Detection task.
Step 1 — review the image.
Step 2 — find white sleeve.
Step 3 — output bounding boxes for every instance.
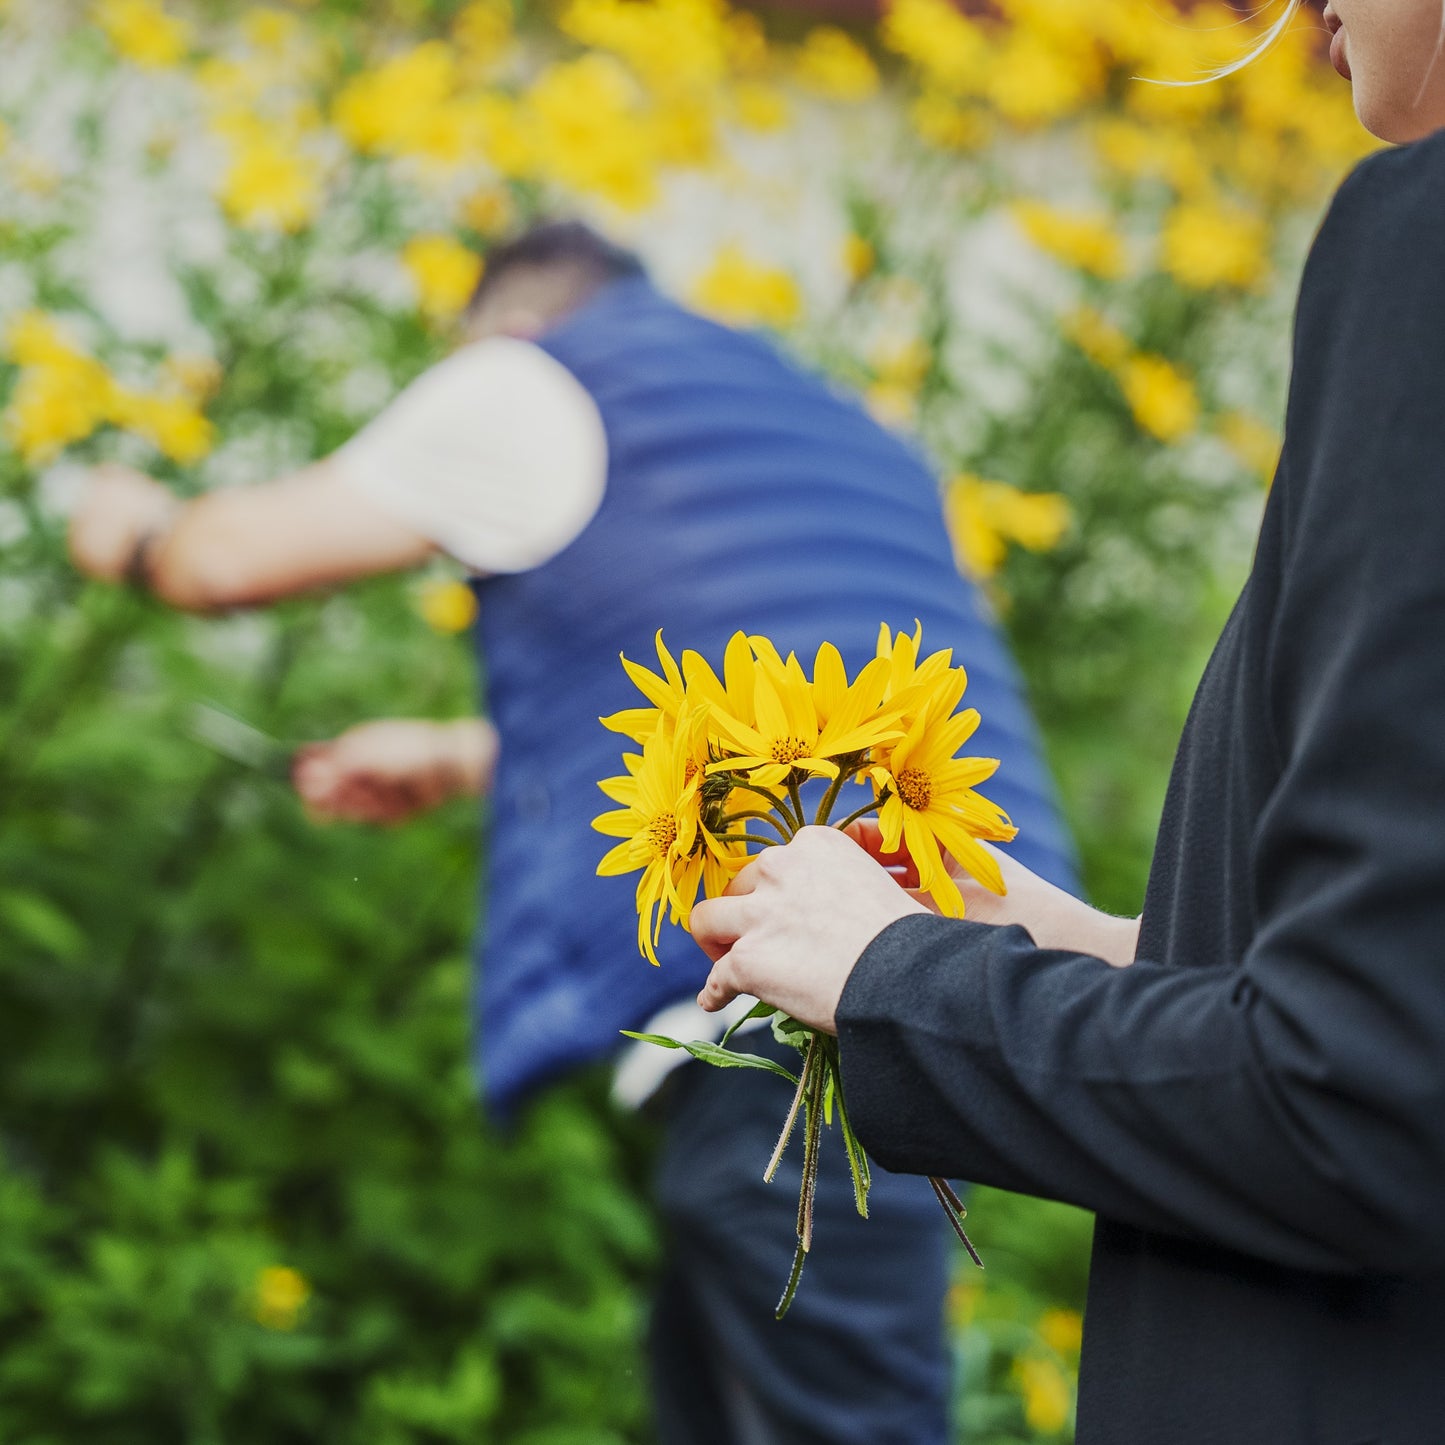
[330,336,608,575]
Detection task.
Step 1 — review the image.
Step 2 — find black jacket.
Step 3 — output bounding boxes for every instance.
[837,134,1445,1445]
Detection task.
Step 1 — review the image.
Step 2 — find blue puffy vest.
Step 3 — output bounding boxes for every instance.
[472,276,1076,1115]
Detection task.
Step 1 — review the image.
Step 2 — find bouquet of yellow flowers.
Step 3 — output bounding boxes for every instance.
[593,623,1016,1315]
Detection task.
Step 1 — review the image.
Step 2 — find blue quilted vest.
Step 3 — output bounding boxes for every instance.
[472,276,1076,1115]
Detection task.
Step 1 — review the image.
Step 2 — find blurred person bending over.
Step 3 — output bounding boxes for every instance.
[69,222,1077,1445]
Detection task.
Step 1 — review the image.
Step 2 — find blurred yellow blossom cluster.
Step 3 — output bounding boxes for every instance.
[251,1265,312,1331]
[691,244,802,330]
[3,313,214,466]
[946,476,1073,581]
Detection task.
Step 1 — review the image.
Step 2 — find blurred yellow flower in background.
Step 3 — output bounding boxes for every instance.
[1160,199,1268,290]
[253,1265,311,1331]
[1062,307,1130,369]
[1219,410,1282,483]
[1012,200,1126,280]
[842,234,876,284]
[95,0,191,68]
[417,578,480,633]
[793,27,880,102]
[108,391,216,465]
[1037,1306,1084,1356]
[403,235,484,322]
[946,475,1072,579]
[2,311,217,465]
[217,126,322,233]
[1119,353,1198,442]
[732,80,789,131]
[2,315,117,465]
[1014,1354,1072,1434]
[692,245,801,329]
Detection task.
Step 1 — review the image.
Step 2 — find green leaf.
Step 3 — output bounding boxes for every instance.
[720,999,777,1048]
[619,1032,799,1084]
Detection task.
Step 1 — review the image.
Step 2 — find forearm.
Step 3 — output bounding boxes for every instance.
[141,463,435,611]
[839,915,1445,1275]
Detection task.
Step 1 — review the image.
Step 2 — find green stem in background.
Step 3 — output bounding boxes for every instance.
[714,833,780,849]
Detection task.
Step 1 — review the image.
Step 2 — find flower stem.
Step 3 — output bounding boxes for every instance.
[811,761,863,827]
[727,780,802,833]
[765,1037,813,1182]
[929,1176,984,1268]
[787,776,806,833]
[714,833,781,849]
[714,808,792,841]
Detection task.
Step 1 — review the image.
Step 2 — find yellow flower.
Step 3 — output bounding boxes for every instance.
[985,34,1098,127]
[108,390,216,464]
[1061,307,1129,369]
[461,186,515,236]
[240,8,301,53]
[2,314,116,464]
[945,475,1071,579]
[868,637,1016,917]
[1119,353,1198,442]
[524,55,659,211]
[793,27,879,102]
[218,129,322,233]
[1037,1306,1084,1357]
[1219,411,1281,483]
[1014,1354,1072,1435]
[594,721,714,963]
[1012,200,1126,280]
[909,93,990,151]
[732,81,789,132]
[708,641,901,789]
[560,0,731,92]
[95,0,191,68]
[881,0,986,91]
[1159,201,1268,291]
[403,235,483,323]
[417,578,479,633]
[453,0,513,68]
[691,245,801,330]
[2,313,216,465]
[842,234,876,284]
[253,1266,311,1331]
[332,43,463,160]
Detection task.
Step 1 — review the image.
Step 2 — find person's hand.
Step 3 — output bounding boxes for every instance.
[293,718,498,825]
[691,827,930,1034]
[68,464,178,582]
[847,818,1139,967]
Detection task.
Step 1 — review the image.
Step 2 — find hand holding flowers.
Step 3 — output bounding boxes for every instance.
[593,622,1017,1311]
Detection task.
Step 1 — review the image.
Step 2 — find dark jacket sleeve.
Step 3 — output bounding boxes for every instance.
[837,135,1445,1278]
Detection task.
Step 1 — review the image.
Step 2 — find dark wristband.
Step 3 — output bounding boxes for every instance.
[123,526,169,590]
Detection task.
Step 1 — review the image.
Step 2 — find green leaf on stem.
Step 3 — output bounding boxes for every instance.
[619,1031,800,1084]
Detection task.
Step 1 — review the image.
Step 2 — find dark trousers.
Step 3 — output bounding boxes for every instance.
[648,1032,952,1445]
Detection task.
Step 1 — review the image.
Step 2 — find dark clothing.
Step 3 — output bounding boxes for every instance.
[471,276,1077,1116]
[651,1036,951,1445]
[837,134,1445,1444]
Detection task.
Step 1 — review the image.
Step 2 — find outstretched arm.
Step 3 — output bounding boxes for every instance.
[68,460,436,610]
[293,717,498,825]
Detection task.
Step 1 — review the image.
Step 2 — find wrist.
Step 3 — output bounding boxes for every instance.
[437,719,495,796]
[121,503,179,591]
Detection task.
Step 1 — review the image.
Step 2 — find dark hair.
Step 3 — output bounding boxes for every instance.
[469,221,646,313]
